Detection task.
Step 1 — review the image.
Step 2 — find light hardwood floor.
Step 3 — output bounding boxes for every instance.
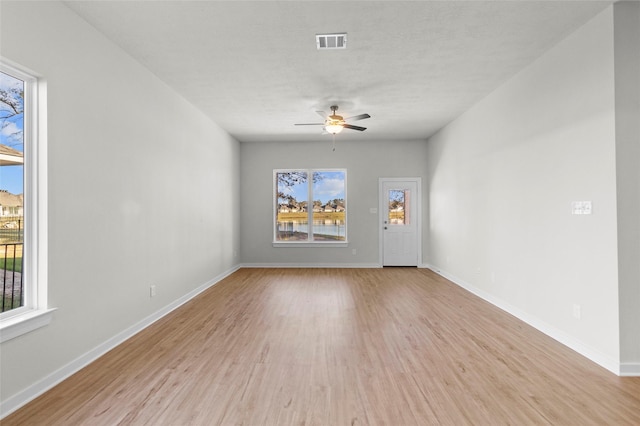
[4,268,640,425]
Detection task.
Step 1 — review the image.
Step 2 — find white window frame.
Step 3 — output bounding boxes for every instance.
[0,59,54,343]
[273,168,348,247]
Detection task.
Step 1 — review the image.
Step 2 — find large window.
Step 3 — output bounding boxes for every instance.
[274,169,347,244]
[0,60,51,342]
[1,67,27,314]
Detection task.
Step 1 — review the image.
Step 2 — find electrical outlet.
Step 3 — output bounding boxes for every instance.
[352,249,357,255]
[573,304,581,319]
[150,285,157,298]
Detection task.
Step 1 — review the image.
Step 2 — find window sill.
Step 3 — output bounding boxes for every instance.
[272,241,349,248]
[0,308,56,343]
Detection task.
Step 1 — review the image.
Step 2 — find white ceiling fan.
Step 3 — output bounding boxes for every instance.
[295,105,371,135]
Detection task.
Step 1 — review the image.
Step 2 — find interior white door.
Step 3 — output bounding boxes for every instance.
[380,179,420,266]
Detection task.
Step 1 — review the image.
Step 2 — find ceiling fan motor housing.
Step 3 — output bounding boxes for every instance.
[328,106,344,123]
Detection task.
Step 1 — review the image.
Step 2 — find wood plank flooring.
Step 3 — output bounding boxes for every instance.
[4,268,640,425]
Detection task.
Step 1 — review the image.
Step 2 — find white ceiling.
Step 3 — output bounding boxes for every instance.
[63,0,612,143]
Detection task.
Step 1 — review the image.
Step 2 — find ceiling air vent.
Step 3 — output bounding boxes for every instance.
[316,33,347,50]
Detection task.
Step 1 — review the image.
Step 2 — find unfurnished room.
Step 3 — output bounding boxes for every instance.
[0,1,639,424]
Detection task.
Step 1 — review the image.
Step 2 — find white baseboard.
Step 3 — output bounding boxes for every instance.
[620,362,640,376]
[426,264,626,376]
[241,263,382,268]
[0,265,241,419]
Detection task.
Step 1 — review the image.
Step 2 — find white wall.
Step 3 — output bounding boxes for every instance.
[614,1,640,372]
[0,1,240,411]
[426,8,622,370]
[240,139,428,266]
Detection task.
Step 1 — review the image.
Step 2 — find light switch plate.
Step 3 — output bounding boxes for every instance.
[572,201,592,215]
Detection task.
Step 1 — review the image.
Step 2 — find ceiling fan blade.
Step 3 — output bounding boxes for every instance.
[345,113,370,121]
[295,123,325,126]
[316,111,327,119]
[343,124,367,131]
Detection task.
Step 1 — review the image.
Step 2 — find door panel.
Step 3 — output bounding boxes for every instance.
[381,179,420,266]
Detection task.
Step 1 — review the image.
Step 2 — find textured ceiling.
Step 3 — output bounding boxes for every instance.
[64,0,612,143]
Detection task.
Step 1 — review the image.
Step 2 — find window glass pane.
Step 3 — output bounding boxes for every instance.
[276,171,308,241]
[0,71,25,312]
[312,171,345,241]
[388,189,409,225]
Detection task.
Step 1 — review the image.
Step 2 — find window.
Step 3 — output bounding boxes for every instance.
[274,169,347,245]
[0,60,52,342]
[388,189,410,225]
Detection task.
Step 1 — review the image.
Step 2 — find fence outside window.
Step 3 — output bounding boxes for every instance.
[1,218,23,312]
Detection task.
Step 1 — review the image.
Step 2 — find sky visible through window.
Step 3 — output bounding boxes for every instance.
[0,71,24,195]
[313,171,345,202]
[278,171,345,204]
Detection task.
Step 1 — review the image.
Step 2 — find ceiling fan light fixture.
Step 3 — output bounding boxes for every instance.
[325,123,344,134]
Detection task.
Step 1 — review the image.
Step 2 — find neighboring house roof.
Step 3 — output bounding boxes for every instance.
[0,144,24,166]
[0,190,23,207]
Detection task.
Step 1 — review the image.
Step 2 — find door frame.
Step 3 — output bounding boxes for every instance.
[378,177,422,267]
